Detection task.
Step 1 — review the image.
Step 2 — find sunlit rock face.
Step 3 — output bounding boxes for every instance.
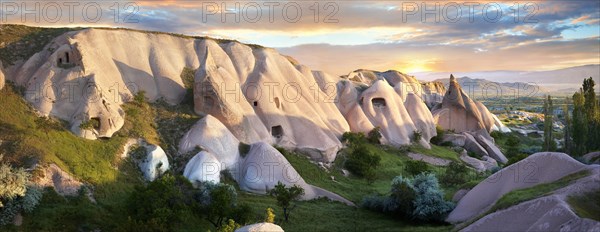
[193,42,349,162]
[336,70,436,148]
[12,28,348,161]
[447,152,590,223]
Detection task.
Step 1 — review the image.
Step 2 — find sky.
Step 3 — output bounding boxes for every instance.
[1,0,599,76]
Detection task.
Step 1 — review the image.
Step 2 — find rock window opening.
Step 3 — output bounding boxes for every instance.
[271,125,283,139]
[372,98,386,107]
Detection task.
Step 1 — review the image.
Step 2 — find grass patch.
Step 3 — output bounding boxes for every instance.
[410,144,461,162]
[567,190,600,221]
[0,84,146,231]
[279,143,467,204]
[238,192,451,232]
[0,24,77,66]
[490,170,591,212]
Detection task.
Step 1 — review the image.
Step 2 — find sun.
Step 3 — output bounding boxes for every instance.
[397,60,434,73]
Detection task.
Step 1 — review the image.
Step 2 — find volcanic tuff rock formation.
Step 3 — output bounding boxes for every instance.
[235,223,284,232]
[193,42,350,162]
[433,75,496,133]
[139,145,170,181]
[179,116,352,204]
[7,28,508,162]
[9,28,350,160]
[447,152,595,224]
[336,70,438,148]
[460,158,600,231]
[421,81,446,109]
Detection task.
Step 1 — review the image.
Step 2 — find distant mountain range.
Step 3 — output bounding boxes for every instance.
[433,77,548,99]
[416,64,600,94]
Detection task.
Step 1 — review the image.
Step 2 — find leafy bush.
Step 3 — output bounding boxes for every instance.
[361,174,454,222]
[411,173,455,221]
[134,91,147,105]
[264,207,275,223]
[490,131,504,140]
[0,186,42,226]
[367,127,382,144]
[404,160,430,176]
[505,135,521,158]
[341,131,367,145]
[200,182,252,228]
[124,174,196,231]
[238,143,251,158]
[345,143,381,182]
[430,126,445,145]
[411,130,423,143]
[0,162,29,207]
[440,162,469,186]
[385,176,415,216]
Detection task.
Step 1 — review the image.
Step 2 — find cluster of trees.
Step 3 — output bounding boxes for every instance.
[123,174,306,231]
[561,77,600,156]
[0,159,42,226]
[361,173,454,222]
[123,174,253,232]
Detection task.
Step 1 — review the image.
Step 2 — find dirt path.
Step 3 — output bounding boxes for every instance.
[408,152,451,166]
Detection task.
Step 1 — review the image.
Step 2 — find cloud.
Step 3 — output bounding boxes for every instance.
[1,0,598,73]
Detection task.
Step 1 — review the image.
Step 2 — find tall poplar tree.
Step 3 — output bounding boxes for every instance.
[572,91,587,156]
[543,95,555,151]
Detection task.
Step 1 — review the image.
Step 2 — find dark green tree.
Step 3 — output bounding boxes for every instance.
[268,182,305,222]
[572,91,587,156]
[202,184,251,229]
[582,77,599,151]
[563,97,572,154]
[345,143,381,183]
[505,135,521,158]
[543,95,556,151]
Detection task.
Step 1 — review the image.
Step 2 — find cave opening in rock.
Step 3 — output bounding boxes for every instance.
[271,125,283,138]
[57,58,62,65]
[253,101,258,106]
[65,52,70,63]
[372,98,386,107]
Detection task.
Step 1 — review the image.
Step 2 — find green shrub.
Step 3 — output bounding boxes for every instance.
[441,162,469,186]
[238,143,251,158]
[430,126,445,145]
[0,186,42,226]
[367,127,382,144]
[506,154,529,166]
[411,173,454,222]
[345,143,381,182]
[411,130,423,143]
[134,91,147,105]
[361,174,454,222]
[404,160,430,176]
[0,162,30,207]
[124,174,195,231]
[386,176,416,216]
[505,135,521,158]
[341,131,367,145]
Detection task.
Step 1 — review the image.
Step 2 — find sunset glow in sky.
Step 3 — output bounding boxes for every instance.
[3,0,599,75]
